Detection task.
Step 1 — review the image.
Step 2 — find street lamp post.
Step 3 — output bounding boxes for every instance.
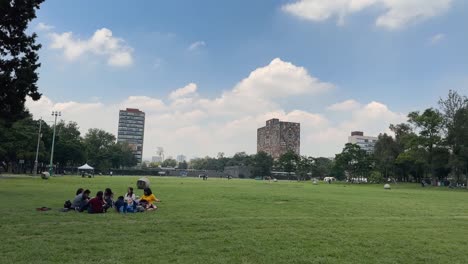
[33,118,42,175]
[49,111,61,176]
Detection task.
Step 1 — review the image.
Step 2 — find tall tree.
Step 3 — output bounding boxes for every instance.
[407,108,444,180]
[311,157,333,179]
[0,0,44,122]
[438,90,468,134]
[83,128,116,171]
[54,121,86,170]
[277,151,300,180]
[296,156,314,181]
[178,160,188,170]
[161,158,177,168]
[251,151,273,178]
[335,143,372,182]
[447,107,468,184]
[373,133,400,179]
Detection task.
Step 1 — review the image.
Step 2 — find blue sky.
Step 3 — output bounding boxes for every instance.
[28,0,468,159]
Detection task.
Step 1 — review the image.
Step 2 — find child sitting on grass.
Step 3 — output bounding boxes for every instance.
[139,187,160,211]
[115,196,137,213]
[114,196,126,213]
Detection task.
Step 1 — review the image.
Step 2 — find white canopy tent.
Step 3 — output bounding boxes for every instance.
[78,164,94,170]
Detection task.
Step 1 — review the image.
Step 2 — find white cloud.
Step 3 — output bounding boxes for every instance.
[327,99,361,111]
[49,28,134,67]
[282,0,452,29]
[188,41,206,51]
[26,58,404,159]
[169,83,198,100]
[430,33,445,45]
[36,22,54,31]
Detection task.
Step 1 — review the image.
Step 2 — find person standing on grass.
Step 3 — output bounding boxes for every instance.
[88,191,106,214]
[139,187,160,211]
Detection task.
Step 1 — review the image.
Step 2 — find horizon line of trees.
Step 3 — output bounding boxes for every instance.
[332,90,468,185]
[0,114,138,174]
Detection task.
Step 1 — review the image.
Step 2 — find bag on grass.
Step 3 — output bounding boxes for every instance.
[64,200,72,209]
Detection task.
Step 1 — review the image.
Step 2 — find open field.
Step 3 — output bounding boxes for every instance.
[0,176,467,264]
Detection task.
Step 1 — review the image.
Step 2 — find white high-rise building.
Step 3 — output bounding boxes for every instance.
[348,131,378,153]
[117,108,145,163]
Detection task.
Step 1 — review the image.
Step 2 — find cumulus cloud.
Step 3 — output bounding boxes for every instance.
[26,58,404,159]
[36,22,54,31]
[327,99,361,111]
[188,41,206,51]
[49,28,134,67]
[282,0,452,29]
[169,83,198,100]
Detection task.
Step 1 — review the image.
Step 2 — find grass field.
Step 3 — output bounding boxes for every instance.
[0,176,467,264]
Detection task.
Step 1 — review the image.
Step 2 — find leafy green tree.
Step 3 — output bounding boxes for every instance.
[0,116,37,172]
[189,158,207,170]
[296,156,314,181]
[439,91,468,184]
[226,152,253,166]
[373,133,400,179]
[335,143,373,182]
[109,142,137,169]
[178,160,188,170]
[447,107,468,184]
[277,151,300,180]
[54,121,86,170]
[83,128,116,171]
[0,0,44,122]
[408,108,444,180]
[312,157,333,178]
[251,151,273,178]
[390,123,418,181]
[438,90,468,133]
[161,158,177,168]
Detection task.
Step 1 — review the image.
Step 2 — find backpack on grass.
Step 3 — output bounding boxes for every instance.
[64,200,72,209]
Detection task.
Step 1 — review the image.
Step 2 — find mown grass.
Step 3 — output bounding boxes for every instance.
[0,176,467,264]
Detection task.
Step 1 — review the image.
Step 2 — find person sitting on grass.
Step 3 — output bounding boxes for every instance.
[124,187,136,202]
[77,189,91,212]
[114,196,126,213]
[115,196,137,213]
[88,191,105,214]
[71,188,84,210]
[104,188,114,211]
[139,187,160,211]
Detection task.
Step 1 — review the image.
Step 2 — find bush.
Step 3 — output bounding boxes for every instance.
[368,171,384,183]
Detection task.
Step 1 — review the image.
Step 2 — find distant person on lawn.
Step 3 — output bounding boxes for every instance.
[139,187,160,211]
[88,191,106,214]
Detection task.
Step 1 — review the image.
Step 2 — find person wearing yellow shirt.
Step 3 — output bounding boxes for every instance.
[139,187,160,210]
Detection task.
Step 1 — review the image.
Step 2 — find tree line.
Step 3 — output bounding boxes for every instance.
[0,114,137,174]
[333,90,468,185]
[173,151,333,180]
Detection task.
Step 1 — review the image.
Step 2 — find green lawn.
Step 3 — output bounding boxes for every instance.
[0,176,467,264]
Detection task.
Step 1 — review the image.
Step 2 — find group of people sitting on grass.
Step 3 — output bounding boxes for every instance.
[65,187,160,214]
